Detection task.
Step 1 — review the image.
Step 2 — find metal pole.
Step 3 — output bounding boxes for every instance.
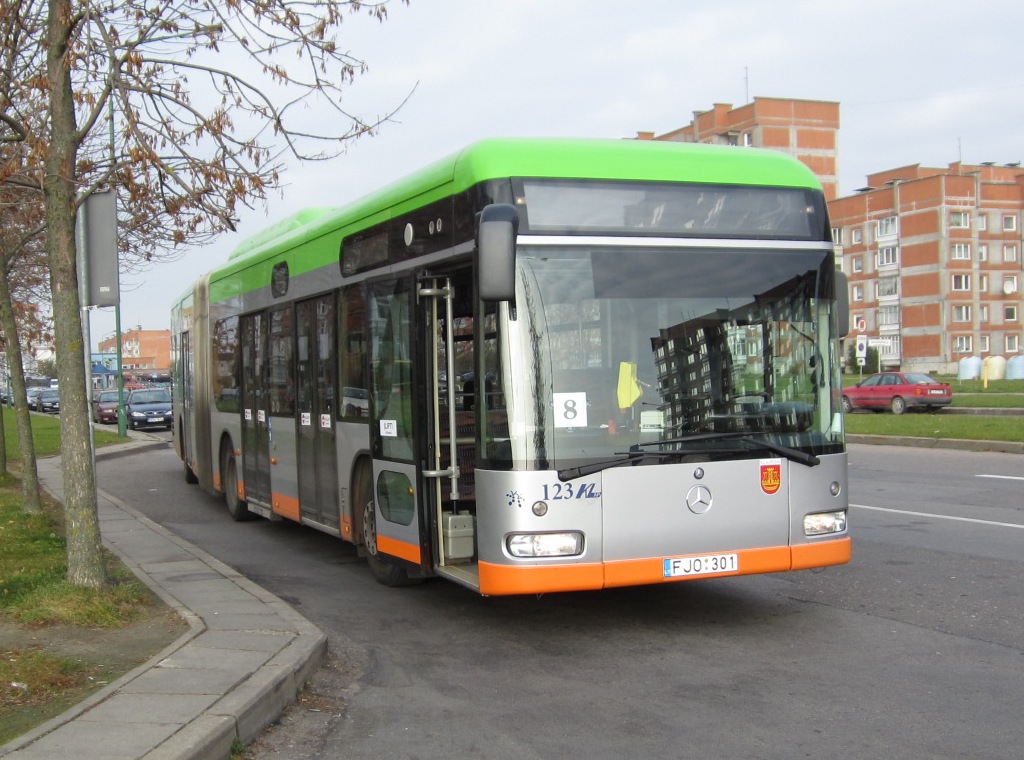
[115,306,126,436]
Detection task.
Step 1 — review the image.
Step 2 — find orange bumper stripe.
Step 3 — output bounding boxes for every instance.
[272,493,300,522]
[478,537,851,596]
[791,535,851,570]
[378,535,422,565]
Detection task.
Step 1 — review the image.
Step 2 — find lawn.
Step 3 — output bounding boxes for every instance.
[843,411,1024,442]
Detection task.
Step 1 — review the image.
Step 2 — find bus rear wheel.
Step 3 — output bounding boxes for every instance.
[362,498,416,587]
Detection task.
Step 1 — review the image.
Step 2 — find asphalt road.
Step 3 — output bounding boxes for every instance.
[99,440,1024,760]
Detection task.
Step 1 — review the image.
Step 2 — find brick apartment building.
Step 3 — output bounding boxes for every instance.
[97,327,171,378]
[638,97,840,200]
[639,97,1023,373]
[829,164,1022,373]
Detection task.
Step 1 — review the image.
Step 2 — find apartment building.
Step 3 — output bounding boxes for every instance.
[638,96,840,200]
[97,327,171,375]
[639,97,1023,372]
[829,163,1023,373]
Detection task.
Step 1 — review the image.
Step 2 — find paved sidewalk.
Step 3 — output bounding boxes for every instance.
[1,434,326,760]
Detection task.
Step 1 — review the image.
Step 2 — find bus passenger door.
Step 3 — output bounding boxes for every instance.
[367,277,427,572]
[240,312,272,506]
[296,294,340,527]
[178,330,195,471]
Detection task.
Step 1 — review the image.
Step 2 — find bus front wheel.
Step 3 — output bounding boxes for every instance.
[361,498,415,587]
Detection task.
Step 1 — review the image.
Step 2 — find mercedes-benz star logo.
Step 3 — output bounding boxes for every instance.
[686,485,713,515]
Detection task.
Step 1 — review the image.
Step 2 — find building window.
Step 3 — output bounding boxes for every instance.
[743,132,753,147]
[980,275,989,292]
[877,246,898,267]
[1006,275,1019,294]
[1007,335,1020,353]
[832,227,844,245]
[1003,214,1017,232]
[876,277,898,298]
[877,216,897,237]
[851,228,863,244]
[852,256,863,273]
[1004,244,1018,263]
[953,335,972,353]
[981,305,990,322]
[978,244,988,262]
[952,243,971,260]
[977,213,988,231]
[852,285,864,302]
[878,305,899,326]
[951,274,971,291]
[950,211,970,228]
[952,305,972,322]
[979,335,990,353]
[1006,306,1019,322]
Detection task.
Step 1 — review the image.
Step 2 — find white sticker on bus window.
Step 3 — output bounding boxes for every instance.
[640,410,665,431]
[380,419,398,438]
[257,409,266,423]
[553,392,587,428]
[244,408,252,421]
[300,412,311,426]
[320,414,332,429]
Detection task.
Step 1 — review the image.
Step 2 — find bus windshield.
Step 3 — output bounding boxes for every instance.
[493,243,843,471]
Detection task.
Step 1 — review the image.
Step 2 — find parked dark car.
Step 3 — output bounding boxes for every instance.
[125,388,172,430]
[92,390,120,424]
[842,372,953,414]
[37,389,60,414]
[26,387,46,410]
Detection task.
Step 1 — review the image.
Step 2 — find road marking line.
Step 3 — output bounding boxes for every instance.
[976,474,1024,482]
[850,503,1024,530]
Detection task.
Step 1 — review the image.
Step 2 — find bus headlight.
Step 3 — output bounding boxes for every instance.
[804,510,847,537]
[507,532,584,558]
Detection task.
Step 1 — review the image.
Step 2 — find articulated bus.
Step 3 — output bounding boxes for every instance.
[172,138,851,596]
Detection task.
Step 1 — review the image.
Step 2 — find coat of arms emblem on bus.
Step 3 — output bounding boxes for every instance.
[760,461,782,495]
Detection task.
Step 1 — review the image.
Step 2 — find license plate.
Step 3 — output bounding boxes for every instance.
[150,417,165,423]
[663,553,738,578]
[928,389,946,395]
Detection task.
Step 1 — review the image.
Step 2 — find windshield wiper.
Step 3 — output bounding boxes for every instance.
[557,432,820,482]
[634,431,820,468]
[557,449,677,482]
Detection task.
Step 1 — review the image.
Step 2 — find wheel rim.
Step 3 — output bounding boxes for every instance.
[362,499,378,556]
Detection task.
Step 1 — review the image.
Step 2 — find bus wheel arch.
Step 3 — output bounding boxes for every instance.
[220,436,252,521]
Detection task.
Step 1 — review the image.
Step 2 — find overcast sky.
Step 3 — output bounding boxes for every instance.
[89,0,1024,346]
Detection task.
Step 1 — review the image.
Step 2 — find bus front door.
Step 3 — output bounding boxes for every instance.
[296,294,340,528]
[367,277,427,575]
[240,312,272,506]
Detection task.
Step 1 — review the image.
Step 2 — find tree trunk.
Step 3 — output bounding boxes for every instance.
[46,0,106,588]
[0,262,43,511]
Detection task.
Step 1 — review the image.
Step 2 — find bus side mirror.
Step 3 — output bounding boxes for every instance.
[477,204,518,301]
[834,270,850,337]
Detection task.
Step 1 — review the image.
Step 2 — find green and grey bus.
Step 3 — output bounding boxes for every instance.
[171,137,851,595]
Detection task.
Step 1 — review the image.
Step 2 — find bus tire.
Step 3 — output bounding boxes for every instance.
[222,449,252,522]
[184,460,199,485]
[362,497,416,587]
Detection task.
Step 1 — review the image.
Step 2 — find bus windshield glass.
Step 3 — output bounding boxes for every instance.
[493,244,843,471]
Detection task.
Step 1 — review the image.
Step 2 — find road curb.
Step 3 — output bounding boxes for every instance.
[846,434,1024,455]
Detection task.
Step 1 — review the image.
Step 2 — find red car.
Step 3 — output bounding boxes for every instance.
[92,390,120,424]
[843,372,953,414]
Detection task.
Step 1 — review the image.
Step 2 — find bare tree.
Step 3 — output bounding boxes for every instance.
[3,0,409,587]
